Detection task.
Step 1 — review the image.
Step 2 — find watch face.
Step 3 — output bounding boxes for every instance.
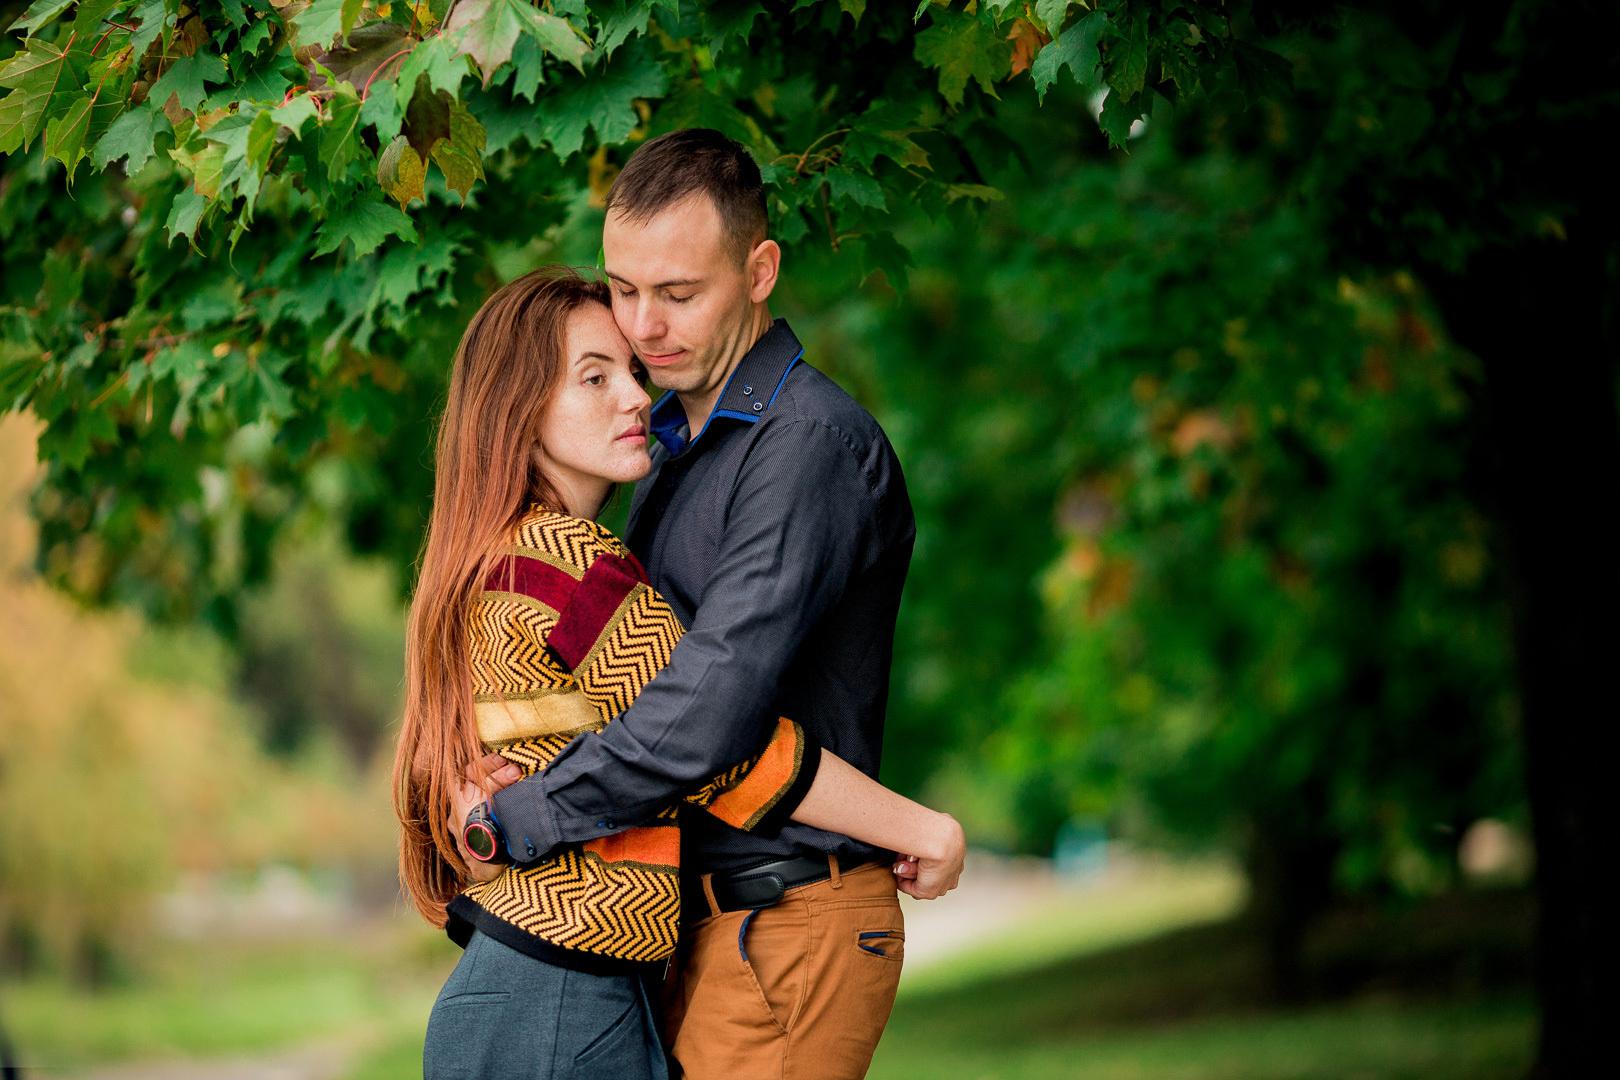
[466,823,498,861]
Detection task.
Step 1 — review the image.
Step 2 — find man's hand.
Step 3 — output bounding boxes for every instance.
[448,752,523,883]
[893,813,966,900]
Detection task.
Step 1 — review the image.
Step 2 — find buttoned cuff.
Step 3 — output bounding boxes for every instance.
[489,774,564,865]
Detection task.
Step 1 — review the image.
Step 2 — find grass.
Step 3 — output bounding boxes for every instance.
[899,860,1247,997]
[0,925,457,1071]
[869,996,1534,1080]
[0,879,1535,1080]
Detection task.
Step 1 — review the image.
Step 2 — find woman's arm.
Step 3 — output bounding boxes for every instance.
[789,750,965,900]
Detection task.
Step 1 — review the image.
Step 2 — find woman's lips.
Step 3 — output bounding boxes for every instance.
[617,425,647,444]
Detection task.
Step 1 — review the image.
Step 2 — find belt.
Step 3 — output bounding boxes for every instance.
[681,854,836,926]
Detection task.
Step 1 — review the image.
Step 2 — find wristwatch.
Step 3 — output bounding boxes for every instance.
[463,801,511,865]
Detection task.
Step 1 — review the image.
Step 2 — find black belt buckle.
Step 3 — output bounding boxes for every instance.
[722,871,787,910]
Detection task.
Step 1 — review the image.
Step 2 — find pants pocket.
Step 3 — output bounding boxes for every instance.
[564,971,658,1080]
[857,928,905,962]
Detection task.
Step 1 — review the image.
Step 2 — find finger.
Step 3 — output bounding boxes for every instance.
[892,861,919,878]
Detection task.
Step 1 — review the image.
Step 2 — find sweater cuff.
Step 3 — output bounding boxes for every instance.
[749,726,822,838]
[489,773,564,865]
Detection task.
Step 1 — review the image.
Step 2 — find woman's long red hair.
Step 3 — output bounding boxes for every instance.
[393,269,611,926]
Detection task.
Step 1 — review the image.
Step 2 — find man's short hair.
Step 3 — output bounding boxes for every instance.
[605,128,768,266]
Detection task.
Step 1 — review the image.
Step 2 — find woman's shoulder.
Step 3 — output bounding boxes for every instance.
[506,506,630,571]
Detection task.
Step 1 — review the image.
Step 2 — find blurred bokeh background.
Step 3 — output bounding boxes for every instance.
[4,1,1600,1077]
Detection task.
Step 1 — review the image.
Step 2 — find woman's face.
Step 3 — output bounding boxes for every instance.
[537,303,653,517]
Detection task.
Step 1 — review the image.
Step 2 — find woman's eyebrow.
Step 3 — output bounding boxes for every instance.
[576,351,622,364]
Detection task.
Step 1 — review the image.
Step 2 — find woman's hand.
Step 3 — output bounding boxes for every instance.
[892,813,966,900]
[448,752,523,883]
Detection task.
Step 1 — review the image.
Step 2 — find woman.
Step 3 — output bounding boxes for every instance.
[394,270,963,1079]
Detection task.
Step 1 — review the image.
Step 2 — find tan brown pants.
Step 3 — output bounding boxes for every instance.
[663,859,904,1079]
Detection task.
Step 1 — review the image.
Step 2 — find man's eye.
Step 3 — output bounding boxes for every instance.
[668,294,692,304]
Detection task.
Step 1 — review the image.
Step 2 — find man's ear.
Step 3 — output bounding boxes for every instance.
[748,239,781,304]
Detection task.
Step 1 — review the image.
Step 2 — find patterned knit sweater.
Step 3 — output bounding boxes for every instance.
[444,509,818,974]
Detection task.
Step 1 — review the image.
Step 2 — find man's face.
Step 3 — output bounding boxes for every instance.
[603,194,772,399]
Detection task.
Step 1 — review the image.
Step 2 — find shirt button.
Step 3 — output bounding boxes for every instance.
[524,840,537,858]
[598,820,616,830]
[752,401,763,412]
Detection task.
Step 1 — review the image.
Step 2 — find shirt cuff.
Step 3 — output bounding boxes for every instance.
[489,774,565,865]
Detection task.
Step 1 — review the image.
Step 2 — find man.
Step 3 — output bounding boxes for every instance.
[486,128,962,1077]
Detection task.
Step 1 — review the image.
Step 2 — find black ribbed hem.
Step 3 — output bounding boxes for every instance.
[750,728,823,838]
[445,896,666,978]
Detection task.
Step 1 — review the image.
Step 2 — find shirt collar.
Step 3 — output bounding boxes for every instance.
[649,318,804,457]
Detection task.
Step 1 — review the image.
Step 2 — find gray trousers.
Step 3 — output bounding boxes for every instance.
[423,931,669,1080]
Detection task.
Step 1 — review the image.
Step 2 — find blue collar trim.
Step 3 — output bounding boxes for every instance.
[643,320,804,458]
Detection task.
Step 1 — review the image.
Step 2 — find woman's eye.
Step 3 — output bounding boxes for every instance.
[585,374,605,386]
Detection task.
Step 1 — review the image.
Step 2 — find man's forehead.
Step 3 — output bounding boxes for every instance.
[602,194,728,282]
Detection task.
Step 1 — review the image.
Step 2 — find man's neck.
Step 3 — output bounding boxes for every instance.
[679,304,773,436]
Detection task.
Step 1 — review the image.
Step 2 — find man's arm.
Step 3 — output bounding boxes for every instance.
[490,419,876,862]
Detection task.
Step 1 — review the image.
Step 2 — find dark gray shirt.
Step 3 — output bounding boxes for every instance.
[491,318,915,873]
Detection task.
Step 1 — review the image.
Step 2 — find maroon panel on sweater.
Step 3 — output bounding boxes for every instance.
[483,555,578,611]
[548,554,644,670]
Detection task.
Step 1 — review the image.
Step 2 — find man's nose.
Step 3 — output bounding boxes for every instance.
[629,297,665,344]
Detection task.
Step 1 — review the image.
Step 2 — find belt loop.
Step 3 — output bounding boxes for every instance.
[701,872,721,918]
[828,853,843,890]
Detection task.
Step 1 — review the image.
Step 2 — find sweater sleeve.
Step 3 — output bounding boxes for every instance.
[682,718,823,836]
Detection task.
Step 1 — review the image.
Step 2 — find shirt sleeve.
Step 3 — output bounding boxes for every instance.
[489,418,873,863]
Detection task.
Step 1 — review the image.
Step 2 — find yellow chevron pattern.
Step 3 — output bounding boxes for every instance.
[456,507,806,965]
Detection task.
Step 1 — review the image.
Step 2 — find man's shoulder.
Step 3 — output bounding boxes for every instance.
[769,359,890,453]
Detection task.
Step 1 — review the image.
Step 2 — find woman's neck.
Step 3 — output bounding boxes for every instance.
[549,469,612,520]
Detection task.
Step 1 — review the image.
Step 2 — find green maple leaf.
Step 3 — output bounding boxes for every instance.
[165,185,208,245]
[11,0,76,37]
[360,78,402,143]
[314,193,419,257]
[246,108,279,172]
[824,165,884,210]
[525,7,590,71]
[271,93,320,138]
[91,101,169,173]
[44,95,95,184]
[129,0,171,56]
[320,82,368,182]
[537,45,666,159]
[291,0,354,51]
[597,0,653,56]
[0,39,82,155]
[1032,10,1105,101]
[449,0,589,84]
[429,95,485,201]
[190,141,226,198]
[914,10,1011,108]
[449,0,532,85]
[1106,14,1150,101]
[377,134,426,207]
[1097,85,1144,148]
[843,100,929,171]
[396,30,470,108]
[149,52,229,114]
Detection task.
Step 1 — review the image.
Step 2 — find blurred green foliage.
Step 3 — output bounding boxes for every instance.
[9,0,1608,1007]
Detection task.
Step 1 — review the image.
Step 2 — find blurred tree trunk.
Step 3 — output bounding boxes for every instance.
[1246,812,1340,1002]
[1432,235,1612,1077]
